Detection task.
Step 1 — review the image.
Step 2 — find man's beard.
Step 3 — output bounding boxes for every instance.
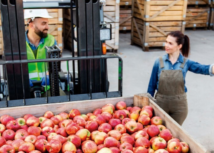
[34,26,48,38]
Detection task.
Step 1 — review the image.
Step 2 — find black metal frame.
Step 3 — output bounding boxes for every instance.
[0,55,123,108]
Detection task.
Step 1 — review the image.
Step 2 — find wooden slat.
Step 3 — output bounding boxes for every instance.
[104,0,120,23]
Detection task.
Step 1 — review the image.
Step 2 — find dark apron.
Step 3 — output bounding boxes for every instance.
[155,57,188,125]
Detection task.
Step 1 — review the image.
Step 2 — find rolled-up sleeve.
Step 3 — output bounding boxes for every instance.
[188,59,210,75]
[147,59,159,97]
[209,64,214,76]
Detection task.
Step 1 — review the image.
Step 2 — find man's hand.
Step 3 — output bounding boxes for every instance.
[41,75,50,86]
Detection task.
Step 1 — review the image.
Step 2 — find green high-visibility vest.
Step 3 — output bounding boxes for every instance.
[26,34,55,83]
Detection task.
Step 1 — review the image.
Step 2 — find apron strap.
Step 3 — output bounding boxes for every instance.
[180,58,187,69]
[159,57,164,69]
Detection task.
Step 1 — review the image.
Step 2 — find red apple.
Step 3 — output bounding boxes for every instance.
[135,130,149,140]
[52,134,67,144]
[151,116,163,126]
[115,124,126,134]
[104,137,120,148]
[67,135,81,148]
[121,150,133,153]
[6,120,20,131]
[2,129,15,140]
[109,147,119,153]
[0,145,15,153]
[134,146,149,153]
[147,125,160,137]
[123,110,130,116]
[76,149,83,153]
[62,141,76,153]
[122,118,132,125]
[148,148,155,153]
[39,117,47,124]
[29,150,42,153]
[25,135,37,144]
[76,129,91,141]
[130,106,141,114]
[56,127,67,137]
[37,135,46,140]
[59,112,69,120]
[142,106,153,112]
[41,127,54,137]
[93,108,102,115]
[82,140,97,153]
[137,123,143,131]
[102,104,114,114]
[94,114,106,125]
[126,107,132,111]
[65,122,80,135]
[47,133,57,141]
[125,120,138,133]
[6,140,13,146]
[0,124,6,133]
[180,142,189,153]
[23,114,33,121]
[44,111,54,119]
[46,139,62,153]
[85,121,98,132]
[152,137,167,151]
[101,112,112,122]
[69,109,81,119]
[97,144,105,151]
[98,123,112,133]
[159,129,172,142]
[120,142,133,151]
[1,115,15,125]
[50,116,61,125]
[35,139,48,152]
[109,119,121,129]
[91,131,107,145]
[97,147,113,153]
[28,126,41,136]
[73,116,86,127]
[59,119,73,128]
[140,109,153,118]
[168,138,180,145]
[15,129,28,140]
[26,116,39,127]
[19,142,35,152]
[40,119,54,128]
[138,115,150,126]
[116,101,127,110]
[150,136,158,146]
[108,130,121,141]
[0,136,6,147]
[121,134,135,145]
[135,137,150,148]
[81,114,88,121]
[154,149,169,153]
[157,125,167,132]
[88,115,97,121]
[167,141,182,153]
[114,110,127,120]
[16,118,26,126]
[53,125,59,132]
[11,139,24,152]
[20,125,28,131]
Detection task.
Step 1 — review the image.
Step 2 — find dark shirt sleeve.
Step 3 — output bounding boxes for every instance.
[147,59,159,97]
[188,59,210,75]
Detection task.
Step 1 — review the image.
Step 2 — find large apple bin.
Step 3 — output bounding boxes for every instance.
[0,93,208,153]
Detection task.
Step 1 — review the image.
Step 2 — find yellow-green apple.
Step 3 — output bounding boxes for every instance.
[81,114,88,121]
[12,139,25,152]
[59,119,73,128]
[180,142,189,153]
[135,137,150,148]
[120,142,133,151]
[0,115,15,125]
[102,104,114,114]
[115,124,126,134]
[129,112,139,121]
[2,129,15,140]
[116,101,127,110]
[0,136,6,147]
[69,109,81,119]
[76,129,91,141]
[91,131,107,145]
[51,134,67,144]
[65,122,80,135]
[157,125,166,132]
[0,145,15,153]
[40,119,54,128]
[138,115,150,126]
[125,120,138,133]
[6,120,20,131]
[150,136,158,146]
[104,137,120,148]
[101,112,112,122]
[19,142,35,152]
[134,146,149,153]
[46,140,62,153]
[121,150,133,153]
[82,140,97,153]
[168,138,180,144]
[59,112,69,120]
[147,125,160,137]
[35,139,48,152]
[152,137,167,151]
[114,110,127,120]
[26,116,40,127]
[0,124,6,133]
[67,135,81,148]
[121,134,135,145]
[37,135,46,140]
[140,109,153,118]
[135,130,149,140]
[62,141,76,153]
[167,141,182,153]
[98,123,112,133]
[73,116,86,127]
[25,135,37,144]
[28,126,41,136]
[16,118,26,126]
[108,130,121,141]
[151,117,163,126]
[109,119,121,128]
[94,114,106,125]
[149,148,155,153]
[39,117,46,124]
[154,149,169,153]
[93,108,102,115]
[15,129,28,140]
[44,111,54,119]
[137,123,143,130]
[97,147,113,153]
[85,121,98,132]
[159,129,172,142]
[142,106,153,112]
[109,147,120,153]
[122,118,132,125]
[130,106,141,114]
[97,144,105,150]
[23,114,33,121]
[41,127,54,137]
[56,127,67,137]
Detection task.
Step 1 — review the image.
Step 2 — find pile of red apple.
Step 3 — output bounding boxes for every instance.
[0,101,189,153]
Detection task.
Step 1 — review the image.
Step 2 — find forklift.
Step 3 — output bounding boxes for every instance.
[0,0,123,107]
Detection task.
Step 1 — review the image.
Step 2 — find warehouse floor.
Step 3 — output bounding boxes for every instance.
[107,30,214,152]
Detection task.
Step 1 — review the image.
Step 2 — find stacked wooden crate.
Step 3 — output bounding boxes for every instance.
[131,0,187,51]
[104,0,120,52]
[186,0,211,29]
[120,1,132,32]
[209,0,214,29]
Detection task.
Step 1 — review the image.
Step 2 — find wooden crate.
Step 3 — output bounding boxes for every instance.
[131,18,185,51]
[188,0,211,6]
[185,7,210,29]
[120,7,132,31]
[0,93,208,153]
[132,0,187,21]
[120,0,132,6]
[104,0,120,23]
[210,8,214,29]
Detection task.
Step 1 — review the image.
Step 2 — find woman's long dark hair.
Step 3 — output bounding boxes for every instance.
[168,31,190,57]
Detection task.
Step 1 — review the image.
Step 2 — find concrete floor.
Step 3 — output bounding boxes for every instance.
[107,30,214,152]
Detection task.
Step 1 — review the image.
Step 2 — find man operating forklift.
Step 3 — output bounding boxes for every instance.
[24,9,65,97]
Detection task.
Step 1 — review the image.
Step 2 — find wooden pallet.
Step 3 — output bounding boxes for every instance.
[120,0,132,6]
[209,8,214,29]
[188,0,211,7]
[120,8,132,31]
[185,7,210,29]
[132,0,187,21]
[131,18,185,51]
[104,0,120,23]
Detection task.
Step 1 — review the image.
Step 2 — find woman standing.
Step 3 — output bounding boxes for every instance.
[147,31,214,125]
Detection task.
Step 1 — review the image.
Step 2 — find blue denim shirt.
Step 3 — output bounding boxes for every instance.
[147,54,214,97]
